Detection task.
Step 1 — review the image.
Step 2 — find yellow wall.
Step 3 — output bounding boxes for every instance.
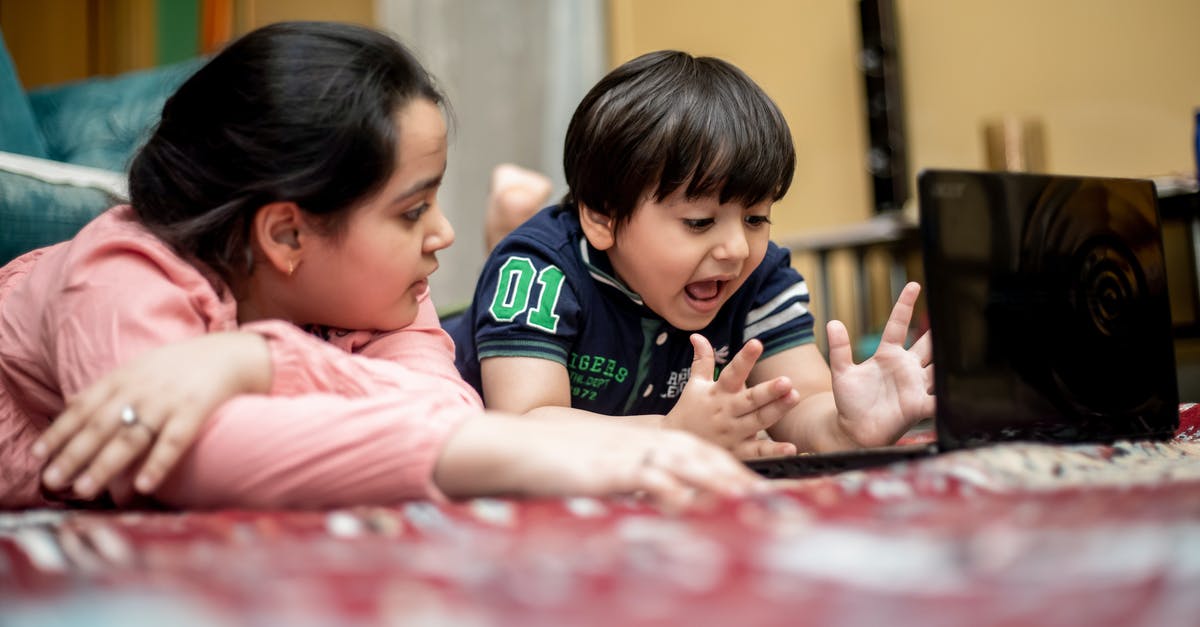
[902,0,1200,182]
[610,0,1200,237]
[610,0,871,237]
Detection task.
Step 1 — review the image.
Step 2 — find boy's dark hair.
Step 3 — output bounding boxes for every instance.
[563,50,795,230]
[129,21,446,283]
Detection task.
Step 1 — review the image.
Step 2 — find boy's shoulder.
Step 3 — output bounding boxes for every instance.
[489,204,581,261]
[753,239,795,277]
[731,239,803,303]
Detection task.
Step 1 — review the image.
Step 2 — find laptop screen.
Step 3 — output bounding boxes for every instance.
[918,170,1178,450]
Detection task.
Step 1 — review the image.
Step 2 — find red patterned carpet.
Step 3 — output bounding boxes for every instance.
[3,405,1200,627]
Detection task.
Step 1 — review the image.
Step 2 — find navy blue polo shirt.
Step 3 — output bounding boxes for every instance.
[445,204,815,415]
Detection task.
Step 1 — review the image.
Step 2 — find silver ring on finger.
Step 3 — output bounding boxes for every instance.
[119,404,156,436]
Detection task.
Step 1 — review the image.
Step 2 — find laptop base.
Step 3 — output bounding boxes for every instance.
[745,443,938,479]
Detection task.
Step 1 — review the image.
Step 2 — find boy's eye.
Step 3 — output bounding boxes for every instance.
[401,203,430,222]
[682,218,714,231]
[745,215,772,228]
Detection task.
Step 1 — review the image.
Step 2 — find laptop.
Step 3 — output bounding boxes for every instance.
[747,169,1180,479]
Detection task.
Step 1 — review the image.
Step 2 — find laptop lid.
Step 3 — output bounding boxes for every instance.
[918,170,1179,451]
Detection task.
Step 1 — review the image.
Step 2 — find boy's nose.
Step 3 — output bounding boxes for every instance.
[713,223,750,261]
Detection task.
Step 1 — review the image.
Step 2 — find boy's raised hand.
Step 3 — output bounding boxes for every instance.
[827,282,936,447]
[663,335,799,457]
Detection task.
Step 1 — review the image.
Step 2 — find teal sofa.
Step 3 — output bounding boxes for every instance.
[0,29,201,264]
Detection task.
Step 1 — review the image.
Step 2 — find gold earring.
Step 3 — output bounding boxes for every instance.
[287,260,295,277]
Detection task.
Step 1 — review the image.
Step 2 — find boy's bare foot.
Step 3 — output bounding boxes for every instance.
[485,163,553,252]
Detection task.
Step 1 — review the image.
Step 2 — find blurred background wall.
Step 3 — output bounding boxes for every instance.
[3,0,1198,322]
[374,0,606,305]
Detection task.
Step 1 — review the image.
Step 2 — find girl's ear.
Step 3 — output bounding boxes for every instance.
[251,202,306,276]
[577,203,616,251]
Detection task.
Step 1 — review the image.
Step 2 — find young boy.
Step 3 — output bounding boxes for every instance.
[447,50,934,457]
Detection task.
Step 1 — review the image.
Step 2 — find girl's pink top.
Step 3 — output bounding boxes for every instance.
[0,206,483,509]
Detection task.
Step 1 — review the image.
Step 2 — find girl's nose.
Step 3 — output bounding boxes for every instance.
[425,207,456,252]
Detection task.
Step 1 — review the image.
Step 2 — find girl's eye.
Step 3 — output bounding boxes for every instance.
[745,215,772,228]
[402,203,430,222]
[683,218,714,231]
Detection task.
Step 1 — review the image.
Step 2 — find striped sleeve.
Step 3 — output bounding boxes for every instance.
[744,244,815,357]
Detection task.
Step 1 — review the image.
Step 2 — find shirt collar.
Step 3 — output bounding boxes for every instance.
[576,237,645,307]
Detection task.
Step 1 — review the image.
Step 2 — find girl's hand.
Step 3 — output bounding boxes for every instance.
[829,282,936,447]
[436,413,766,511]
[33,332,272,500]
[663,335,800,453]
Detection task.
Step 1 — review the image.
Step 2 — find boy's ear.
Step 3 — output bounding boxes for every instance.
[577,203,616,251]
[251,201,306,276]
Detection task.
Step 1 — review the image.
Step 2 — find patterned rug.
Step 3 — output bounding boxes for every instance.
[3,404,1199,627]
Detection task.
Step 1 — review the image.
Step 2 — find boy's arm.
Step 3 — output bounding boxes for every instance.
[480,355,665,427]
[753,283,936,452]
[752,344,856,452]
[482,339,800,458]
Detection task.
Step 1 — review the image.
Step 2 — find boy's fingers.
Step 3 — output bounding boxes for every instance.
[717,339,763,391]
[732,438,796,460]
[749,387,800,430]
[880,282,921,346]
[910,330,933,366]
[689,334,716,382]
[920,392,937,418]
[737,378,797,425]
[826,320,853,376]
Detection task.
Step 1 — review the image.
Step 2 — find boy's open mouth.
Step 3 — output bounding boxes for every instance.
[685,280,723,301]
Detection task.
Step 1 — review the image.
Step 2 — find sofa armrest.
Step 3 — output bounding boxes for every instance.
[0,151,125,264]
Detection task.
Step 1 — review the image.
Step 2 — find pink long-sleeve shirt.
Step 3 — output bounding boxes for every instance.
[0,206,483,509]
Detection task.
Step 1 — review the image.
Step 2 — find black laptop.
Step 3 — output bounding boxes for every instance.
[747,169,1180,479]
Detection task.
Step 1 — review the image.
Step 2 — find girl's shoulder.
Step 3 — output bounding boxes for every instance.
[54,205,237,325]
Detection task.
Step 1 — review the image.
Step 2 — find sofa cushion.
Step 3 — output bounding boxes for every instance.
[0,151,125,265]
[27,58,202,170]
[0,30,50,159]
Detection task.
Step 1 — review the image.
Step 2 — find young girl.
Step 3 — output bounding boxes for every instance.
[0,22,759,510]
[448,50,935,456]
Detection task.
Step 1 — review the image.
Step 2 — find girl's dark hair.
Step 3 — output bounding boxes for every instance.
[563,50,795,230]
[129,21,445,282]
